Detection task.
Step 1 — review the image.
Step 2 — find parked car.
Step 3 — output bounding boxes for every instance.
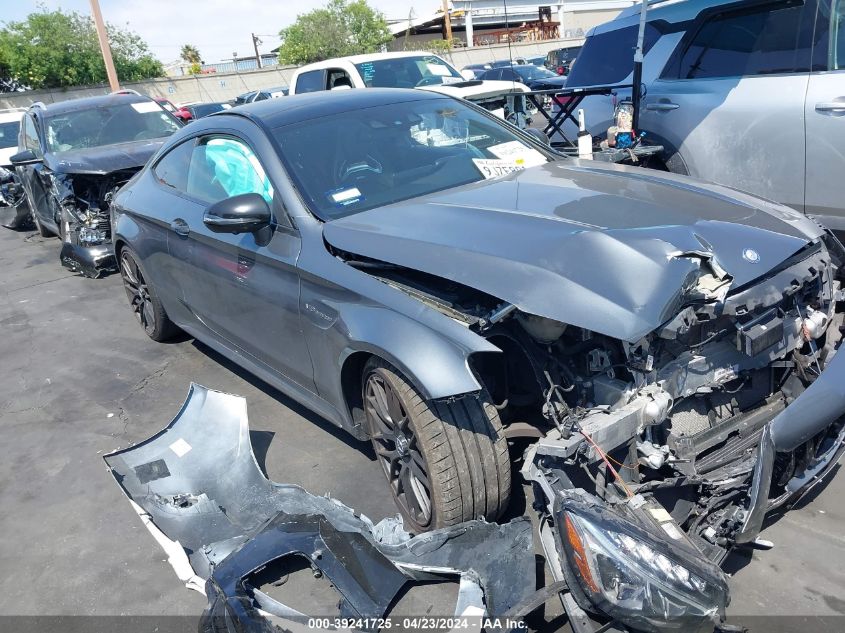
[10,92,182,276]
[154,98,180,115]
[175,101,232,122]
[0,108,25,168]
[526,54,547,67]
[490,57,527,67]
[545,45,582,74]
[480,63,567,90]
[233,86,288,105]
[289,52,530,124]
[111,88,845,633]
[566,0,845,234]
[460,62,492,79]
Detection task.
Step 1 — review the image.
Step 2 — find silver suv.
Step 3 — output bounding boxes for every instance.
[566,0,845,233]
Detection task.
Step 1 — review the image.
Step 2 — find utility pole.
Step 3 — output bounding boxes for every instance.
[89,0,120,92]
[442,0,453,41]
[252,33,262,69]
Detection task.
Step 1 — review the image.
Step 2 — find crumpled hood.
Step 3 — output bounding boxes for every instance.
[324,161,824,342]
[45,138,167,175]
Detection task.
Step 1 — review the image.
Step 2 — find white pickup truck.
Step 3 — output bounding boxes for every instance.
[289,51,531,125]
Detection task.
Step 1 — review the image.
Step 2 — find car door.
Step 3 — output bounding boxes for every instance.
[805,0,845,231]
[136,137,203,315]
[16,113,50,224]
[177,132,315,391]
[641,0,817,211]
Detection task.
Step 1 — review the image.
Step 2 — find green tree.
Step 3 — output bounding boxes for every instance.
[278,0,392,65]
[0,8,163,89]
[180,44,201,65]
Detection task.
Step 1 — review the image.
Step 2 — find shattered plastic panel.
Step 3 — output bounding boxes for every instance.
[105,384,535,627]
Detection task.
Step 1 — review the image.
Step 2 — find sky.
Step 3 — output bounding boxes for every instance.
[2,0,427,65]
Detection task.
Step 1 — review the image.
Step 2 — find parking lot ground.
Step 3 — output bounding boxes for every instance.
[1,220,844,631]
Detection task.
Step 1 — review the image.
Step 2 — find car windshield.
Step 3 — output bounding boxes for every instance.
[274,97,553,221]
[192,103,227,118]
[515,65,557,80]
[354,55,464,88]
[46,102,180,152]
[0,120,20,149]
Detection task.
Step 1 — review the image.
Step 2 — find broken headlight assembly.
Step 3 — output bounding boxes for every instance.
[558,502,728,633]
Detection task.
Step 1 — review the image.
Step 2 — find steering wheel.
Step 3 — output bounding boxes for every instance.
[415,76,444,87]
[335,155,384,184]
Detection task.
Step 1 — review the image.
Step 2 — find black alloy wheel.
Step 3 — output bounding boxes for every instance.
[120,249,157,337]
[365,369,433,530]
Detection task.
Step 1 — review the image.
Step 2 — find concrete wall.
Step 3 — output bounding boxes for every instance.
[0,36,585,110]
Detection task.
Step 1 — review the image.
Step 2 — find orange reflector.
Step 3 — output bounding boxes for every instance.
[564,514,600,594]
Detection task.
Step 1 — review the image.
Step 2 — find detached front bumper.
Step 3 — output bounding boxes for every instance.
[739,347,845,542]
[60,241,116,278]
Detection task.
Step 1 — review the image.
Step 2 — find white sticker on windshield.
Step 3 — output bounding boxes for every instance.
[426,63,453,77]
[131,101,162,113]
[488,141,547,168]
[472,158,524,180]
[330,187,362,205]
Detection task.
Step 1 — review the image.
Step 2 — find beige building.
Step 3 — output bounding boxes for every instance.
[388,0,638,49]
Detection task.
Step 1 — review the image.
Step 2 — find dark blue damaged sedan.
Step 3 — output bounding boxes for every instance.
[112,88,845,633]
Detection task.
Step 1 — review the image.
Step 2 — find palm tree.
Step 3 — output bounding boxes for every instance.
[180,45,201,65]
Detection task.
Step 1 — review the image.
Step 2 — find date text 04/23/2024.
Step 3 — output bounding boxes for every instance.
[307,617,528,630]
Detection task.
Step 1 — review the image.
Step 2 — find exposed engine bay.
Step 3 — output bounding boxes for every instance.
[333,230,845,632]
[52,169,133,277]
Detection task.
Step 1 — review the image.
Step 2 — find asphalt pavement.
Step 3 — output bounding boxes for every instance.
[0,217,843,632]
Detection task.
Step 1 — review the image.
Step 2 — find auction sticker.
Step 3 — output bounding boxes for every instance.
[131,101,163,114]
[472,158,523,179]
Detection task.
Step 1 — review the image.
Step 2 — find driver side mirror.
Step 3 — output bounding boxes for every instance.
[203,193,271,234]
[10,150,41,165]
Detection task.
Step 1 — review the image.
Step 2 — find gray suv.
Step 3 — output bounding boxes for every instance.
[566,0,845,233]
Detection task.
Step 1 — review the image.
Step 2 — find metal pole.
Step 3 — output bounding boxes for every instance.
[466,1,474,47]
[89,0,119,92]
[442,0,453,41]
[632,0,648,131]
[252,33,262,69]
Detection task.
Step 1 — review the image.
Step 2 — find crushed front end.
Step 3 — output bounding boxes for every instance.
[515,233,845,632]
[54,170,135,277]
[336,229,845,632]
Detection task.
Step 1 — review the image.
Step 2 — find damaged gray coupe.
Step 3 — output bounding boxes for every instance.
[110,89,845,632]
[10,92,181,276]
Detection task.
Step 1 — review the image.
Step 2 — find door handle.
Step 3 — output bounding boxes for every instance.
[815,101,845,114]
[170,218,190,236]
[646,102,680,111]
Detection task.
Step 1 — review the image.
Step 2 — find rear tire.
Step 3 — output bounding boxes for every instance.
[118,246,179,342]
[363,357,511,532]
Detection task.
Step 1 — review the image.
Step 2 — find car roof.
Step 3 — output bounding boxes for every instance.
[300,50,449,68]
[217,88,447,129]
[31,93,155,117]
[0,108,25,123]
[602,0,739,33]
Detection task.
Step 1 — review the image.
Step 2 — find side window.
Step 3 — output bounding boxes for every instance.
[567,24,662,86]
[672,1,813,79]
[186,136,274,205]
[327,69,353,89]
[152,139,195,192]
[22,115,40,154]
[295,70,325,93]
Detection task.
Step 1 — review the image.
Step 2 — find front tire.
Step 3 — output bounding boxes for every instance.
[119,246,178,342]
[363,357,511,532]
